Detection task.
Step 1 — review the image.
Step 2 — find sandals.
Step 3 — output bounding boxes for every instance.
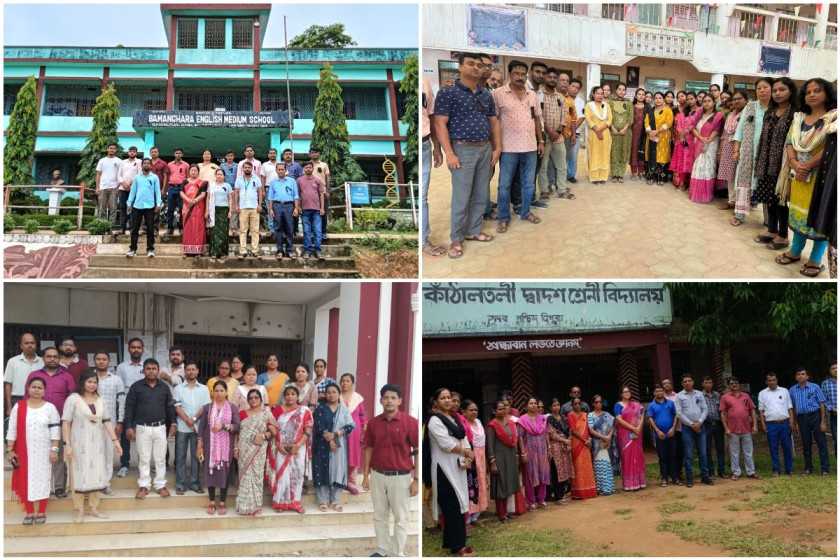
[22,516,34,525]
[207,503,216,515]
[754,234,774,244]
[465,233,494,242]
[730,217,744,227]
[767,240,789,250]
[775,253,801,265]
[217,504,227,516]
[330,503,343,512]
[318,504,329,512]
[523,212,541,224]
[423,244,447,257]
[34,515,46,525]
[447,244,464,259]
[800,263,825,277]
[496,221,509,234]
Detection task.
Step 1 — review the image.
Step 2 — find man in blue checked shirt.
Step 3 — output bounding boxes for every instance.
[126,158,163,258]
[267,163,300,259]
[789,367,830,475]
[821,361,837,454]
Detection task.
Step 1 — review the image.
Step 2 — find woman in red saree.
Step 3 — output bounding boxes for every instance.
[181,164,208,256]
[567,398,597,500]
[614,387,647,491]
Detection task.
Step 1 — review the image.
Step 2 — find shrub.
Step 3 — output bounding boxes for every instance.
[327,217,349,233]
[23,218,40,234]
[52,219,74,235]
[4,214,16,232]
[354,208,390,231]
[86,218,113,235]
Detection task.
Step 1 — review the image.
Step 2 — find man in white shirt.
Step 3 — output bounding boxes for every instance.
[308,146,331,238]
[116,146,142,234]
[261,148,281,232]
[4,332,44,423]
[566,78,586,184]
[173,362,210,494]
[93,351,125,493]
[236,145,263,181]
[115,337,145,477]
[758,372,795,476]
[95,143,122,224]
[159,347,185,392]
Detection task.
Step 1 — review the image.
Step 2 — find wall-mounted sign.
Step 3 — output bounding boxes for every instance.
[758,44,791,75]
[626,25,694,59]
[133,111,290,129]
[467,4,527,51]
[423,282,672,337]
[482,337,584,352]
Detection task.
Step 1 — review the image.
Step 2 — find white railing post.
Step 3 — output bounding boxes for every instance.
[408,180,417,226]
[344,182,353,231]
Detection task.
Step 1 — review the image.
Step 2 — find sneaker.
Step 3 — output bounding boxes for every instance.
[125,250,136,258]
[117,466,129,478]
[147,250,155,258]
[315,252,324,261]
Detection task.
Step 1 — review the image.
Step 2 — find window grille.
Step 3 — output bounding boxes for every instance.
[233,18,253,49]
[176,89,252,111]
[602,3,625,21]
[730,10,766,40]
[343,87,388,120]
[261,87,318,118]
[114,85,165,114]
[205,18,226,49]
[4,84,21,115]
[43,84,99,117]
[825,25,837,50]
[177,18,198,48]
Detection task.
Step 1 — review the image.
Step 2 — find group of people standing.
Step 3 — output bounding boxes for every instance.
[423,363,836,557]
[421,52,837,278]
[95,144,330,261]
[4,333,418,558]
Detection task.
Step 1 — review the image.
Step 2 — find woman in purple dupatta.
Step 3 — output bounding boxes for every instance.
[614,386,647,491]
[517,398,550,510]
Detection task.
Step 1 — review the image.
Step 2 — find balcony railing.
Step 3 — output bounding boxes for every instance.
[729,8,768,40]
[777,16,816,47]
[666,3,719,33]
[825,24,838,50]
[601,3,661,26]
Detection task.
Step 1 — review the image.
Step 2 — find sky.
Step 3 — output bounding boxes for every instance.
[4,3,418,48]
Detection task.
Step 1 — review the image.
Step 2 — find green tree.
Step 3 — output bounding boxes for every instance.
[76,83,121,188]
[288,24,357,49]
[400,54,419,183]
[311,63,366,208]
[4,76,39,186]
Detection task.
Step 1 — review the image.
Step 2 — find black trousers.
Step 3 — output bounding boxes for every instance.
[655,433,678,481]
[797,411,830,473]
[116,190,131,232]
[674,429,684,478]
[767,200,789,238]
[129,208,156,252]
[437,465,466,554]
[705,419,727,476]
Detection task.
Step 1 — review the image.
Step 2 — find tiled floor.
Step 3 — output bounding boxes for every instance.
[422,163,829,279]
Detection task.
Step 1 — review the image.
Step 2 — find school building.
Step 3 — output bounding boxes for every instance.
[422,3,837,97]
[4,3,414,185]
[422,282,830,419]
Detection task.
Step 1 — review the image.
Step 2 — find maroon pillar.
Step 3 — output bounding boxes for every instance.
[387,283,413,410]
[326,307,340,378]
[653,341,673,384]
[356,283,381,421]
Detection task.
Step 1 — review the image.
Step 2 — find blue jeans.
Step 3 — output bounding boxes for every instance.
[497,151,537,222]
[166,184,183,231]
[565,135,580,180]
[791,231,829,264]
[302,209,322,253]
[272,201,295,254]
[422,138,432,246]
[766,421,794,474]
[681,424,709,483]
[175,431,200,491]
[797,411,830,473]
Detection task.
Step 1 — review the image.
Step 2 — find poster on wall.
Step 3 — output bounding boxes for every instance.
[467,4,526,51]
[626,66,640,88]
[438,59,459,89]
[758,43,791,74]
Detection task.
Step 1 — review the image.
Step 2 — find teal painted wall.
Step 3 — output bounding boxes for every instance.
[109,66,168,79]
[273,138,395,157]
[4,65,40,79]
[35,116,136,134]
[289,119,394,136]
[260,65,394,81]
[174,68,254,79]
[45,64,103,78]
[175,49,253,66]
[4,47,169,62]
[260,48,414,64]
[35,134,146,153]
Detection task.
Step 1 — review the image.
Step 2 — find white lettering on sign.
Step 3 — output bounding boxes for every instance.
[481,338,583,352]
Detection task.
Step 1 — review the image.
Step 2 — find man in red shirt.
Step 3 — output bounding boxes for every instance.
[57,335,89,386]
[148,146,169,237]
[720,377,759,480]
[363,384,418,558]
[165,148,190,235]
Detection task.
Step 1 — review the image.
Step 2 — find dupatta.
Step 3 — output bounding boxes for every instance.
[518,413,547,436]
[776,109,838,201]
[328,401,355,489]
[10,400,29,503]
[487,418,517,448]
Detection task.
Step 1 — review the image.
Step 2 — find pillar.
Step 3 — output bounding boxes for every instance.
[653,341,673,384]
[659,3,668,27]
[588,3,601,19]
[270,130,282,153]
[711,73,724,90]
[510,353,535,413]
[815,2,829,47]
[586,63,602,100]
[715,4,731,36]
[144,130,155,154]
[768,14,779,42]
[410,286,420,417]
[374,282,392,416]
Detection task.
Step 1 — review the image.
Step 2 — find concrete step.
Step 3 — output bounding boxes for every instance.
[81,266,361,279]
[89,254,355,270]
[4,501,418,537]
[4,523,419,556]
[109,232,354,245]
[95,243,353,257]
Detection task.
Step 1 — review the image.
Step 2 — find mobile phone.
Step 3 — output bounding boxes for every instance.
[10,455,19,469]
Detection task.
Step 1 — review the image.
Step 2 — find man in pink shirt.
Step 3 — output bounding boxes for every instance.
[165,148,189,235]
[492,60,544,233]
[422,77,445,258]
[719,377,758,479]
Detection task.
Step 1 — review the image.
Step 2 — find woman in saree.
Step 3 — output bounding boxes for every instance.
[339,373,366,495]
[644,92,674,185]
[587,395,615,496]
[206,168,233,261]
[688,96,725,203]
[291,363,316,407]
[257,354,289,406]
[753,78,797,248]
[235,388,276,515]
[716,91,747,210]
[731,77,772,226]
[547,398,573,503]
[235,366,267,411]
[180,164,208,256]
[614,386,647,492]
[486,400,519,522]
[462,399,488,523]
[196,381,240,515]
[609,82,632,183]
[630,88,648,180]
[518,397,550,509]
[807,111,837,278]
[268,385,313,513]
[312,382,355,511]
[584,86,613,184]
[7,377,60,525]
[197,148,220,184]
[670,91,698,189]
[567,398,597,500]
[775,78,837,277]
[230,356,245,383]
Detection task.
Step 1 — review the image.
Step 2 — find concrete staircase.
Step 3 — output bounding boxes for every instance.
[81,232,361,279]
[4,470,418,556]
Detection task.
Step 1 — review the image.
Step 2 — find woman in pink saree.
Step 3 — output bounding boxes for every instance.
[670,91,699,189]
[339,373,366,494]
[267,385,313,513]
[613,386,647,491]
[688,96,725,203]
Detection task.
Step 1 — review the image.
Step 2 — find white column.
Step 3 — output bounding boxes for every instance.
[587,3,601,19]
[410,289,421,418]
[336,283,361,377]
[373,283,392,416]
[815,2,829,47]
[659,2,668,27]
[711,73,725,89]
[586,63,602,98]
[312,298,339,367]
[768,14,779,42]
[716,4,733,36]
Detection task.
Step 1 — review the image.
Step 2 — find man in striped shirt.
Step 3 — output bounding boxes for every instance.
[821,362,837,454]
[789,367,830,475]
[94,352,125,494]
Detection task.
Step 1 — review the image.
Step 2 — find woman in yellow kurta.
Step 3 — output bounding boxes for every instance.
[643,92,674,185]
[584,86,613,184]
